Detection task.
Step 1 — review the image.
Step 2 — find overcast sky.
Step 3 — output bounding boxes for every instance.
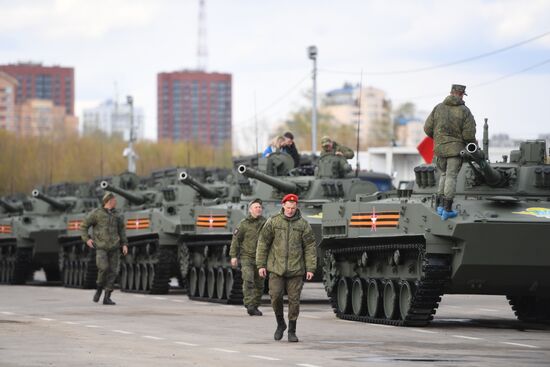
[1,0,549,154]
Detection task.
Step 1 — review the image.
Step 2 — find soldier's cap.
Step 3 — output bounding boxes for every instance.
[281,193,298,204]
[321,135,332,147]
[102,192,115,205]
[451,84,467,96]
[248,198,263,207]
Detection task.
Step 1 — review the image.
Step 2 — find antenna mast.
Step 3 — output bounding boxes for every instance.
[355,72,363,177]
[197,0,208,70]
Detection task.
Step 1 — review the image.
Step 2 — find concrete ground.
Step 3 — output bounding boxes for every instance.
[1,281,549,367]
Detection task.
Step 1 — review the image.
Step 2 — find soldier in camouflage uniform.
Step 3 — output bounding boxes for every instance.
[320,136,355,159]
[257,194,317,343]
[81,193,128,305]
[229,198,266,316]
[424,84,477,220]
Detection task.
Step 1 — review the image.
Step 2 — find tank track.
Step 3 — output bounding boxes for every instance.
[0,242,33,285]
[326,241,450,326]
[507,295,550,323]
[120,239,176,295]
[60,238,98,289]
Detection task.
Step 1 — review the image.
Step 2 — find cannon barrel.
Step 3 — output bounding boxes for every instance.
[31,190,71,211]
[100,181,146,205]
[460,143,506,187]
[178,172,219,199]
[0,198,21,213]
[238,165,298,194]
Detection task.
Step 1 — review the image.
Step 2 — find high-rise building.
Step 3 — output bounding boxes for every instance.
[0,62,75,115]
[0,71,18,131]
[15,99,78,137]
[321,83,392,147]
[82,99,145,141]
[157,70,231,146]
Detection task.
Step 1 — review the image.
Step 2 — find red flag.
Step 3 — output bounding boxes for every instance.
[417,137,434,164]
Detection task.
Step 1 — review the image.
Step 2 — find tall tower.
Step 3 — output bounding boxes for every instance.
[197,0,208,70]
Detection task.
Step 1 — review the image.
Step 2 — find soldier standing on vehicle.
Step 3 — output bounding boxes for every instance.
[81,192,128,305]
[256,194,317,342]
[424,84,477,220]
[320,136,355,159]
[229,198,267,316]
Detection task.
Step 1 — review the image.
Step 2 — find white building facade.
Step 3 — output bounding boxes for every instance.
[82,99,145,141]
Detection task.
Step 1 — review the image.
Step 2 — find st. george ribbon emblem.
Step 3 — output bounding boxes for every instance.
[371,207,377,232]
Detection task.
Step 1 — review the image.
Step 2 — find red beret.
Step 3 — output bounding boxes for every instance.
[281,193,298,204]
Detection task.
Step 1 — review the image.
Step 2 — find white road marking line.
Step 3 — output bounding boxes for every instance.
[142,335,164,340]
[297,364,322,367]
[446,305,461,309]
[133,294,145,298]
[368,323,392,328]
[410,329,438,334]
[84,325,101,328]
[174,341,198,347]
[501,342,538,349]
[40,318,55,321]
[171,300,185,303]
[478,308,498,312]
[63,321,80,325]
[211,348,239,353]
[112,330,134,335]
[301,314,321,319]
[452,335,482,340]
[248,355,281,361]
[153,297,167,300]
[1,311,15,315]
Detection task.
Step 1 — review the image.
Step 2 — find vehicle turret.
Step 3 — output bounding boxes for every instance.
[100,181,147,205]
[179,171,220,199]
[31,189,72,211]
[0,198,22,214]
[460,143,509,187]
[238,165,298,194]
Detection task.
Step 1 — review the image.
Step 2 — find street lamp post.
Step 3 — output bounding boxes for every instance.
[308,45,318,153]
[123,95,137,173]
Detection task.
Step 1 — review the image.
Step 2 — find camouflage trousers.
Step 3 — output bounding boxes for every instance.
[436,156,463,199]
[241,260,264,307]
[269,273,304,321]
[96,248,120,291]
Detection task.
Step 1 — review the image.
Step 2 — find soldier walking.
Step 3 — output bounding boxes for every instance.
[256,194,316,342]
[81,193,128,305]
[229,198,266,316]
[424,84,477,220]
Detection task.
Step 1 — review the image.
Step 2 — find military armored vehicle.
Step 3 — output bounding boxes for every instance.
[57,183,101,288]
[0,197,24,284]
[319,123,550,326]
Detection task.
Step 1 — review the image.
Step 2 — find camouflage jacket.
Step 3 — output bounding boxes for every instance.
[256,209,317,277]
[321,141,355,159]
[424,95,477,157]
[81,207,128,250]
[229,214,267,261]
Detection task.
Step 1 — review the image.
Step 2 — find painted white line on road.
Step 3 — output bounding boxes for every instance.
[368,323,392,328]
[211,348,239,353]
[297,364,322,367]
[153,297,167,300]
[501,342,538,349]
[1,311,15,315]
[142,335,164,340]
[174,341,198,347]
[63,321,80,325]
[85,325,101,328]
[112,330,134,335]
[452,335,482,340]
[40,318,55,321]
[446,305,461,309]
[301,314,321,319]
[478,308,498,312]
[248,355,281,361]
[410,329,438,334]
[133,294,146,298]
[171,300,185,303]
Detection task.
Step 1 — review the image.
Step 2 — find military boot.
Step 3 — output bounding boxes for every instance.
[274,315,287,340]
[93,287,103,303]
[435,195,444,215]
[441,197,458,221]
[247,305,263,316]
[103,290,116,305]
[288,320,299,342]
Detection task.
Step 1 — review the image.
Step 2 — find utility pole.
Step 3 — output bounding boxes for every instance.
[197,0,208,70]
[123,95,137,173]
[307,45,318,153]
